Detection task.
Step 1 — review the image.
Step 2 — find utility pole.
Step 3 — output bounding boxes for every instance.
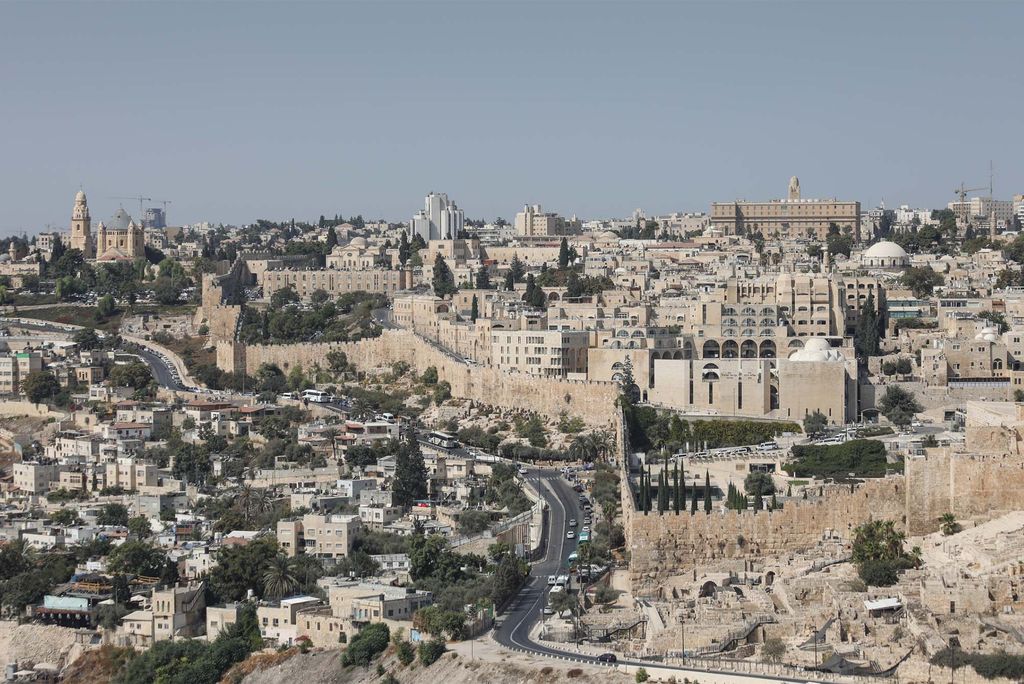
[679,611,686,661]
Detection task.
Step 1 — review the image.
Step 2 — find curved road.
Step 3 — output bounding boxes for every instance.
[493,466,839,684]
[1,317,184,391]
[494,467,582,655]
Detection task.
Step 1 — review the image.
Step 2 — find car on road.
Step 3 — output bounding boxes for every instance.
[566,530,575,539]
[583,517,592,525]
[568,519,577,527]
[597,653,617,663]
[518,466,528,475]
[581,526,590,534]
[542,607,554,616]
[547,575,557,585]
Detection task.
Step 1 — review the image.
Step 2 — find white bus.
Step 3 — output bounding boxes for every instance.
[301,389,332,403]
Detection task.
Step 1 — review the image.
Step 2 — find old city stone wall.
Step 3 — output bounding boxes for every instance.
[905,449,1024,534]
[624,447,1024,590]
[216,330,619,427]
[625,478,906,593]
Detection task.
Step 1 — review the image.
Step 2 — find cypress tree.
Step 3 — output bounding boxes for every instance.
[673,463,681,514]
[703,471,712,513]
[638,465,646,512]
[690,484,698,514]
[754,492,764,511]
[470,295,479,323]
[558,237,570,269]
[657,470,665,514]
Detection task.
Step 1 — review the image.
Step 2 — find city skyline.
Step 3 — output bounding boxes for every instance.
[1,1,1022,235]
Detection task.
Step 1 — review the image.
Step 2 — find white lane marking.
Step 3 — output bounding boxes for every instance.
[508,474,569,649]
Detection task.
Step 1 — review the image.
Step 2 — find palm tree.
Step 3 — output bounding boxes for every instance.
[568,436,597,463]
[236,485,273,526]
[939,513,961,536]
[323,428,339,461]
[602,496,619,529]
[589,431,613,461]
[263,555,300,599]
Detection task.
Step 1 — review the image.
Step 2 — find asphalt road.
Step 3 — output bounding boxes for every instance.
[1,317,184,391]
[132,345,185,390]
[494,467,584,655]
[491,466,842,684]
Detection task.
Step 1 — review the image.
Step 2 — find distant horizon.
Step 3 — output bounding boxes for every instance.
[2,1,1021,236]
[2,178,994,238]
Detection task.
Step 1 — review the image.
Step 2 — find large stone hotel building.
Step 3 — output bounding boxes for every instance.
[711,177,861,241]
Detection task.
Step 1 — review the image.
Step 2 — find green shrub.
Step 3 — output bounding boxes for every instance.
[418,639,447,666]
[857,559,899,586]
[396,640,415,666]
[341,623,390,667]
[784,440,889,479]
[636,668,649,682]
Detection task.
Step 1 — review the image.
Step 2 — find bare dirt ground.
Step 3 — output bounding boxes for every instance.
[237,637,630,684]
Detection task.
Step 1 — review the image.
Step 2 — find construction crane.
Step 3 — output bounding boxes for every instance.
[952,183,987,226]
[109,195,152,221]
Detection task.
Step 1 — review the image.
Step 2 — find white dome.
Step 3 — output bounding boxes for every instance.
[788,337,845,362]
[975,326,1000,343]
[348,237,368,248]
[863,241,908,259]
[598,231,619,241]
[804,338,831,352]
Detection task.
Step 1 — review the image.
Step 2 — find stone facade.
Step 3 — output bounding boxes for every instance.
[216,329,619,427]
[623,477,906,594]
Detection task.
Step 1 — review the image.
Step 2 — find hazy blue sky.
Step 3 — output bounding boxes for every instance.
[1,1,1021,235]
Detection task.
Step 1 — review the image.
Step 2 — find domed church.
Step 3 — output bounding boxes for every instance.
[68,190,145,261]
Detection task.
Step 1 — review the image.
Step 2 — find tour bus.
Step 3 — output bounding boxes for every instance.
[301,389,332,403]
[425,431,459,450]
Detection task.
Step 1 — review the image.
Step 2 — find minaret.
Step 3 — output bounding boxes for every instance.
[8,242,17,262]
[70,190,95,259]
[96,222,107,257]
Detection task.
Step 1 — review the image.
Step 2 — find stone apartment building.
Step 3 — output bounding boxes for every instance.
[0,351,43,394]
[13,462,61,494]
[490,329,590,378]
[121,583,205,647]
[277,513,360,560]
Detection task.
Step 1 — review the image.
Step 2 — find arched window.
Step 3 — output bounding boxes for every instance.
[702,340,720,358]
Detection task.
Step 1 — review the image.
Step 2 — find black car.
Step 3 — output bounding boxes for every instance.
[596,653,617,663]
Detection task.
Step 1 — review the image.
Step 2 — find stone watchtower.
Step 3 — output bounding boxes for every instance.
[69,190,95,259]
[787,176,801,201]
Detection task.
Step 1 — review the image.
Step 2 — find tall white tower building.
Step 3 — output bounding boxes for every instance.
[410,192,464,242]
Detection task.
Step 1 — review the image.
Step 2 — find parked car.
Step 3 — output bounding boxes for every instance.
[566,530,576,539]
[597,653,617,663]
